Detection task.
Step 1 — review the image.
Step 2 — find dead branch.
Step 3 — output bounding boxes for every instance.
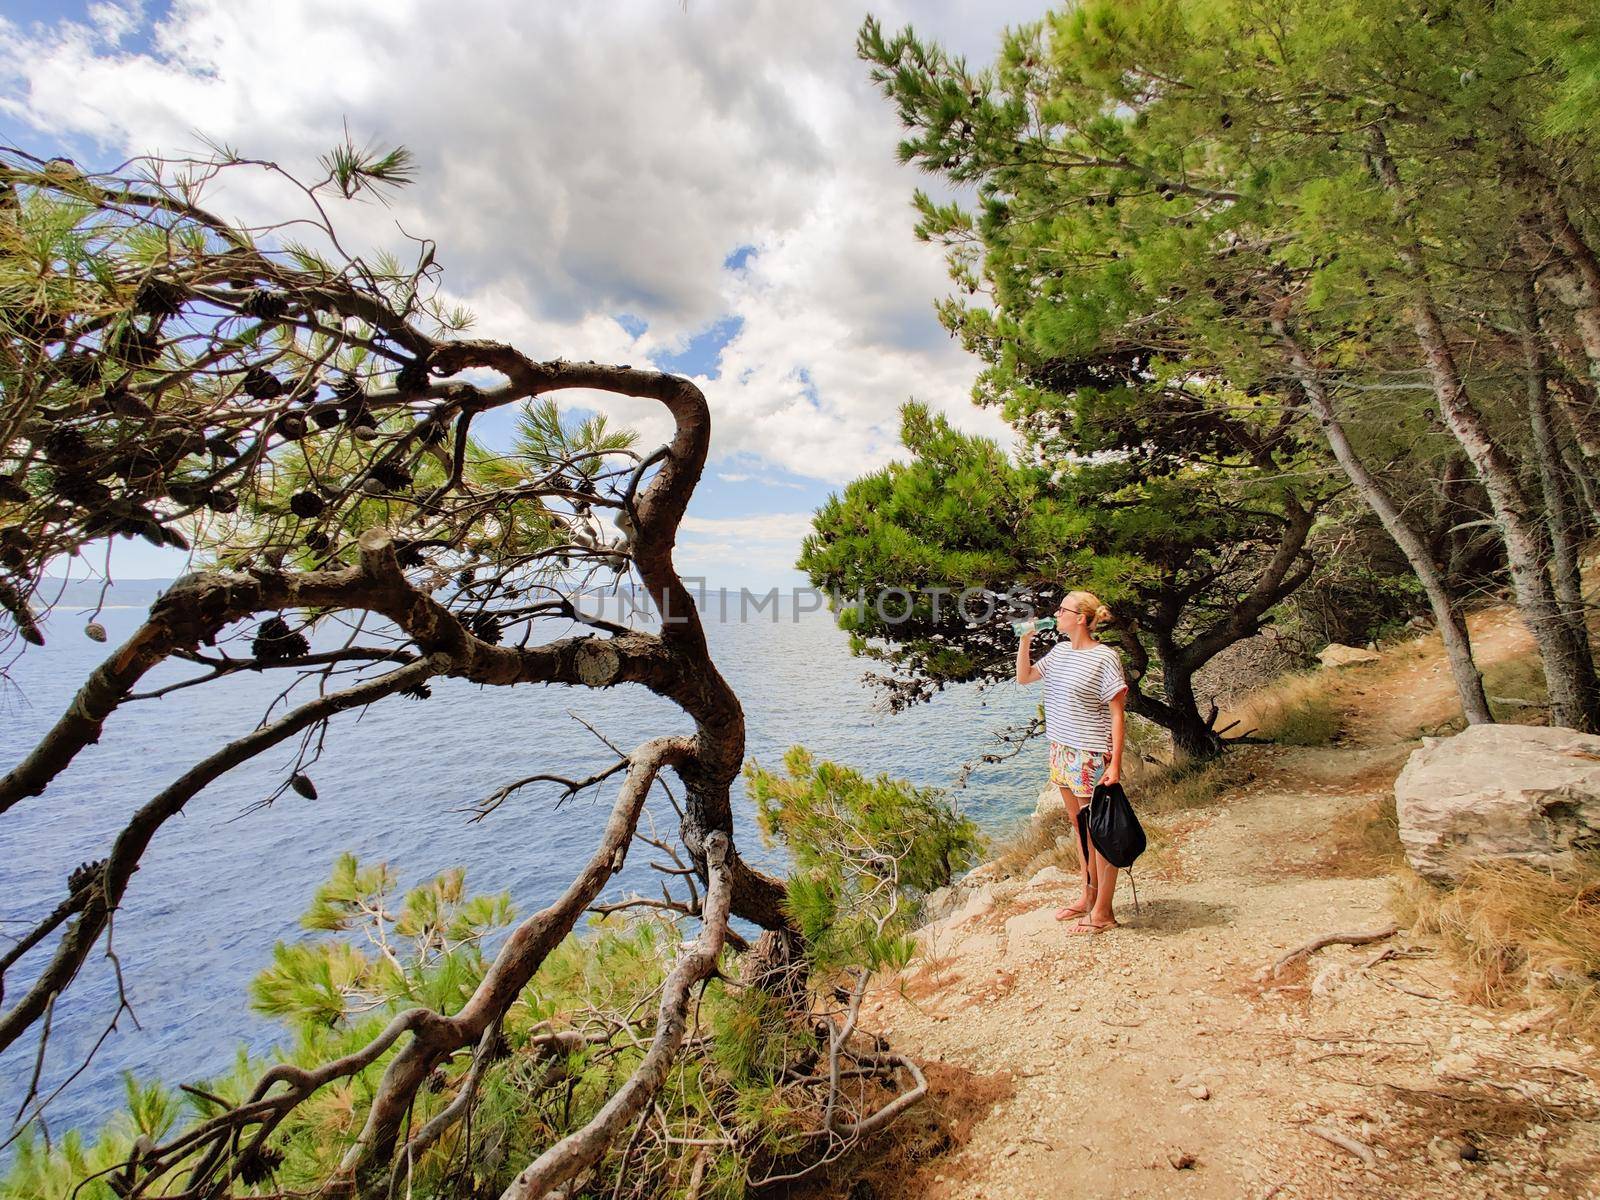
[1304,1124,1378,1167]
[110,736,689,1198]
[497,830,732,1200]
[1264,926,1398,979]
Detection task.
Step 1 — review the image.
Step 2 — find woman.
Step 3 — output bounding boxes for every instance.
[1015,589,1129,934]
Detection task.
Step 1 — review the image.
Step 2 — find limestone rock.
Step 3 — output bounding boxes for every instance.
[1034,782,1064,819]
[1317,642,1380,667]
[1394,723,1600,883]
[946,883,997,929]
[962,860,1002,887]
[920,885,960,925]
[1019,864,1076,894]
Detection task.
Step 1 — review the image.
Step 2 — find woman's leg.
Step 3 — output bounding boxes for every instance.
[1073,752,1119,931]
[1054,785,1096,918]
[1078,848,1118,929]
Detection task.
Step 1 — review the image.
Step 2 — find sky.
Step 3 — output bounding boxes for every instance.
[0,0,1047,591]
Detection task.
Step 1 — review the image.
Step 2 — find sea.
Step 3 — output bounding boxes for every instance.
[0,583,1046,1145]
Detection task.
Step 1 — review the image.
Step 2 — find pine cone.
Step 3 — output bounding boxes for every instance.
[133,277,185,318]
[101,386,154,419]
[273,413,308,441]
[205,489,239,514]
[51,472,112,506]
[42,426,90,463]
[240,289,289,322]
[165,481,205,507]
[369,462,412,490]
[331,375,365,404]
[394,356,430,395]
[68,858,107,893]
[289,773,317,800]
[289,491,325,518]
[467,613,502,645]
[243,367,284,401]
[236,1145,284,1186]
[110,322,161,368]
[253,616,309,661]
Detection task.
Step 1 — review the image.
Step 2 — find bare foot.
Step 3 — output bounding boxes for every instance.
[1069,916,1118,935]
[1055,894,1095,921]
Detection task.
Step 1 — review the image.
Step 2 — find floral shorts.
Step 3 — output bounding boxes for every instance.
[1049,742,1110,800]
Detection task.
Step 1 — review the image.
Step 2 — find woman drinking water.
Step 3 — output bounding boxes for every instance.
[1015,590,1129,934]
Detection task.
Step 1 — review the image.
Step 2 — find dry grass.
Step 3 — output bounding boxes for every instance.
[1481,651,1551,724]
[1132,757,1233,815]
[1302,793,1406,879]
[1396,854,1600,1036]
[1225,668,1350,746]
[988,806,1078,883]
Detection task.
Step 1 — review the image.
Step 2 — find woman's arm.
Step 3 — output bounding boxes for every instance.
[1104,690,1126,784]
[1016,630,1043,684]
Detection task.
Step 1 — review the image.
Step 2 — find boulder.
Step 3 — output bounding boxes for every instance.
[1318,642,1381,667]
[919,885,961,925]
[1034,781,1063,819]
[1018,864,1076,895]
[1394,723,1600,883]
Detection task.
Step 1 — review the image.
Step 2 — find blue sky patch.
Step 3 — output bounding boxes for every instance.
[613,312,649,339]
[650,314,744,380]
[723,244,757,271]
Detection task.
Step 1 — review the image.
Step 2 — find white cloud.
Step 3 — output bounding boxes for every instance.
[715,471,806,489]
[679,513,816,543]
[0,0,1044,579]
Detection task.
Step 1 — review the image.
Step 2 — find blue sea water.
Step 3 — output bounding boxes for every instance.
[0,588,1045,1143]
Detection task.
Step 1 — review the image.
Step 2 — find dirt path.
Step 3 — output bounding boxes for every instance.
[863,739,1600,1199]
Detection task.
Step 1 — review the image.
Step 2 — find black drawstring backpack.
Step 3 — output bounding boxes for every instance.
[1074,780,1147,914]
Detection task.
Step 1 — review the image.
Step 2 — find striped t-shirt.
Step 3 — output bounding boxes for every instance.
[1037,642,1128,752]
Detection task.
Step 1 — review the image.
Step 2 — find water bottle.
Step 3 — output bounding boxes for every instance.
[1010,616,1056,637]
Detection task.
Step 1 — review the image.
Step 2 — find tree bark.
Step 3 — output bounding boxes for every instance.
[1372,130,1600,732]
[1519,280,1591,648]
[1274,321,1491,725]
[497,832,733,1200]
[1530,187,1600,381]
[1561,442,1600,526]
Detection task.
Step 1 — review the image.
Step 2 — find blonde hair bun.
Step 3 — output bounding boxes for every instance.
[1064,589,1113,632]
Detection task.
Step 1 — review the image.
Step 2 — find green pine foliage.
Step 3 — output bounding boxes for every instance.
[744,745,983,972]
[4,749,975,1198]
